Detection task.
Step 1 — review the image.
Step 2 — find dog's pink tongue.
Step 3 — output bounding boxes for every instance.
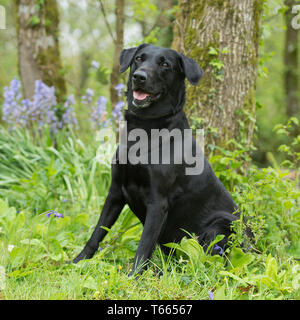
[133,91,149,100]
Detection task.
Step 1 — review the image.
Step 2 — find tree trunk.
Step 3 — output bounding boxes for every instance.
[156,0,174,48]
[172,0,264,150]
[15,0,66,102]
[284,0,299,118]
[110,0,125,106]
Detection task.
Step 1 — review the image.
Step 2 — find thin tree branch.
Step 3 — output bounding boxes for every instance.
[143,18,160,38]
[97,0,116,44]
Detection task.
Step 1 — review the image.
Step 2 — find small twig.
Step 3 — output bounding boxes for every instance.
[97,0,116,44]
[143,19,160,38]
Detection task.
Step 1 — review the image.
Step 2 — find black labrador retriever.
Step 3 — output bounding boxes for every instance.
[73,44,249,275]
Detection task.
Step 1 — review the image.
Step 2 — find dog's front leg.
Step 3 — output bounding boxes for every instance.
[73,187,125,263]
[129,199,168,276]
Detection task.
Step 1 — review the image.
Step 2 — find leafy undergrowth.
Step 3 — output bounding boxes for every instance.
[0,127,299,300]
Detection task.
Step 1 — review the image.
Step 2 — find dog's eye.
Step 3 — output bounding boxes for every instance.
[135,56,142,62]
[161,62,169,68]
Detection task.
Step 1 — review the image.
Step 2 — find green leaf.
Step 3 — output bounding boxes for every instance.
[280,160,293,168]
[15,212,25,229]
[0,199,16,221]
[283,200,293,210]
[221,47,230,54]
[219,271,248,286]
[9,247,27,269]
[163,242,181,250]
[206,234,225,254]
[275,128,288,135]
[20,238,48,252]
[28,15,41,26]
[229,247,254,269]
[288,117,299,126]
[214,285,226,300]
[277,144,290,153]
[265,255,278,280]
[180,237,205,261]
[0,266,5,290]
[74,213,89,226]
[208,47,218,56]
[8,269,33,279]
[83,276,98,290]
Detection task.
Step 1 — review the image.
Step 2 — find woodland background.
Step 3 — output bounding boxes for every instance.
[0,0,299,300]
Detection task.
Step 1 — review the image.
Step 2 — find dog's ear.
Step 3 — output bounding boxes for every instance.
[119,43,150,73]
[179,53,203,85]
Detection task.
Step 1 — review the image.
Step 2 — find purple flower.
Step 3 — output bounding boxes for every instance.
[91,60,100,69]
[90,96,109,129]
[2,78,77,132]
[82,88,94,107]
[104,118,112,128]
[112,101,125,122]
[45,210,64,218]
[2,78,23,127]
[62,94,77,127]
[114,83,125,97]
[213,244,223,255]
[208,291,214,300]
[32,81,57,130]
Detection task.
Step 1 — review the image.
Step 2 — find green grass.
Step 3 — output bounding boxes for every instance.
[0,126,299,300]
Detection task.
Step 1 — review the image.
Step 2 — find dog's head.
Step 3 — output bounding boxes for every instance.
[119,44,203,116]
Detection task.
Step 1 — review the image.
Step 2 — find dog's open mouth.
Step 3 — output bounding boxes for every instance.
[133,90,161,108]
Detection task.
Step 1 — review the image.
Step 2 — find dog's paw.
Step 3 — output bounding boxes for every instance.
[72,251,91,264]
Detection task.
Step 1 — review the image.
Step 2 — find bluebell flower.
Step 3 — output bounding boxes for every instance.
[112,101,125,122]
[104,118,112,128]
[213,244,223,255]
[90,96,109,129]
[114,83,125,97]
[208,291,214,300]
[82,88,94,107]
[3,78,23,127]
[45,210,64,218]
[2,78,77,132]
[91,60,100,69]
[62,94,77,128]
[33,80,57,124]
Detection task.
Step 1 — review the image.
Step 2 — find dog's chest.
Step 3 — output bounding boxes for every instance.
[121,163,151,197]
[120,164,153,221]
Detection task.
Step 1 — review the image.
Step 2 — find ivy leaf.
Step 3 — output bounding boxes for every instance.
[28,16,41,27]
[208,47,218,56]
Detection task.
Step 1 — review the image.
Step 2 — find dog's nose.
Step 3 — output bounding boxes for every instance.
[133,70,147,83]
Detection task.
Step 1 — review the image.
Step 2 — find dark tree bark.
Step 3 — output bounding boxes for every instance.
[284,0,299,118]
[15,0,66,102]
[172,0,264,149]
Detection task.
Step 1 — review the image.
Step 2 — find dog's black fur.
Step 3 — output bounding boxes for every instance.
[73,44,248,275]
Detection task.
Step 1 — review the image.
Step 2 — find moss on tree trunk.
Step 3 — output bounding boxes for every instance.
[15,0,66,102]
[172,0,264,150]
